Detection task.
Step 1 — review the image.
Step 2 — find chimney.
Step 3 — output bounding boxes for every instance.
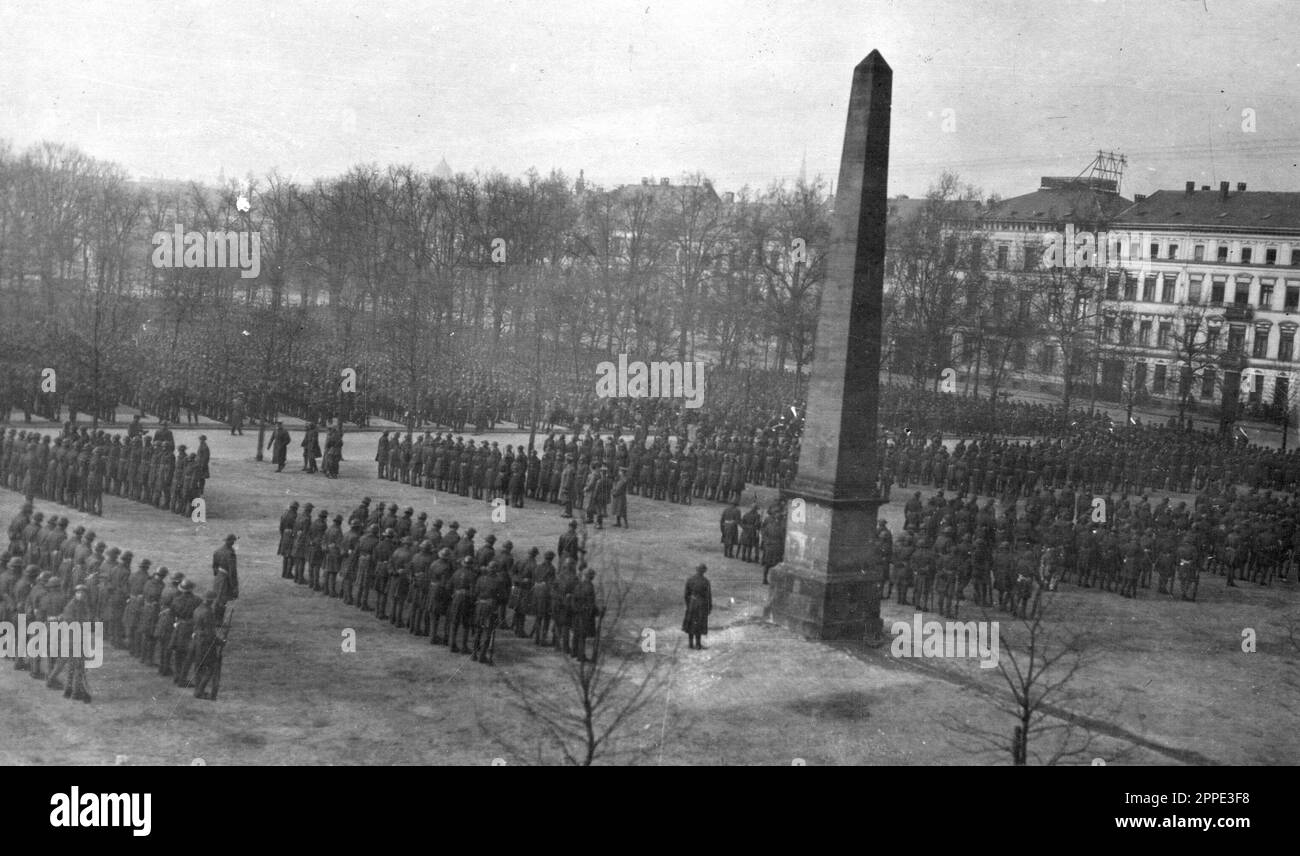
[1201,185,1210,191]
[1134,193,1146,202]
[1185,181,1195,195]
[1220,181,1230,200]
[660,177,670,186]
[641,177,650,186]
[1237,182,1247,192]
[723,191,735,204]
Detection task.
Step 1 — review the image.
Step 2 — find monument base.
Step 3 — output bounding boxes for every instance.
[768,563,882,641]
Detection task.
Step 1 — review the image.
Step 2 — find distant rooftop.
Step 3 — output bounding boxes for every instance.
[1114,184,1300,232]
[981,176,1132,225]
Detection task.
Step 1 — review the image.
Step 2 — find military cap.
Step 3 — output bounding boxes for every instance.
[74,525,85,535]
[695,564,708,573]
[484,534,495,544]
[32,512,44,522]
[419,540,433,551]
[107,547,121,557]
[25,565,39,577]
[170,571,185,582]
[199,435,207,441]
[121,551,134,561]
[180,579,196,591]
[466,527,477,536]
[74,584,88,593]
[361,497,371,504]
[318,509,328,518]
[153,566,167,578]
[438,548,452,558]
[568,520,577,529]
[461,557,474,567]
[94,542,106,552]
[403,507,413,515]
[384,528,395,538]
[449,521,460,529]
[528,547,539,556]
[333,514,343,523]
[139,559,152,569]
[417,512,427,520]
[368,524,380,534]
[543,550,555,560]
[432,519,443,527]
[48,576,62,586]
[290,501,300,508]
[84,530,96,540]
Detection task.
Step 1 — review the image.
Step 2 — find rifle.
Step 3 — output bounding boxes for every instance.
[206,603,235,699]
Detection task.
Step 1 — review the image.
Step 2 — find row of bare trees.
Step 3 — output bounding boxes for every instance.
[0,139,834,424]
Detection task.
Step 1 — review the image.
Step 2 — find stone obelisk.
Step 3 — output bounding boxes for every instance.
[768,51,891,641]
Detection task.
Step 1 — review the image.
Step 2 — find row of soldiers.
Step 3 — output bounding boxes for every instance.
[277,499,602,665]
[885,428,1299,502]
[3,503,237,700]
[372,428,799,521]
[880,485,1298,619]
[0,426,211,518]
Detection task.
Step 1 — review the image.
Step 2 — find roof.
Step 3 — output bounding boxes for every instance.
[981,180,1131,226]
[612,181,720,205]
[1114,190,1300,233]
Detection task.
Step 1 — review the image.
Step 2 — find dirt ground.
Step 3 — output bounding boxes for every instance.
[1,425,1296,765]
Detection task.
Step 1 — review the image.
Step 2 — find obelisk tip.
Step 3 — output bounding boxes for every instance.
[856,50,891,73]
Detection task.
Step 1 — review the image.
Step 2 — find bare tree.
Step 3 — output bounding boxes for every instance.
[941,596,1131,765]
[484,561,681,766]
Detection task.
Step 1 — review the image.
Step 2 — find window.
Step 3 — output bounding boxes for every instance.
[1235,282,1250,306]
[1201,368,1217,398]
[1134,362,1147,390]
[1154,364,1168,394]
[1037,345,1056,373]
[1228,327,1245,354]
[1161,273,1177,302]
[1260,281,1274,308]
[1280,331,1296,362]
[996,244,1009,270]
[1013,342,1028,370]
[1266,248,1278,265]
[1276,376,1291,407]
[1023,243,1038,271]
[1194,244,1205,261]
[1250,373,1263,404]
[1143,275,1157,302]
[1285,284,1299,310]
[1122,273,1137,301]
[1119,318,1133,345]
[1018,294,1031,320]
[1105,271,1120,300]
[969,237,984,270]
[1139,319,1152,346]
[1150,242,1160,260]
[1218,245,1229,262]
[1210,279,1225,305]
[1242,247,1253,264]
[1157,322,1171,348]
[1252,330,1269,358]
[1167,244,1178,260]
[1188,274,1203,304]
[1206,327,1220,351]
[1292,245,1300,266]
[1102,316,1115,343]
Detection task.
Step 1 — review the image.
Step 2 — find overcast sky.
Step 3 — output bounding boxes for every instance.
[2,0,1297,199]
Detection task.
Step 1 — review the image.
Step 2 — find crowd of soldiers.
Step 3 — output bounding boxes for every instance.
[0,422,211,518]
[277,498,604,666]
[2,503,238,701]
[370,426,801,525]
[875,480,1298,621]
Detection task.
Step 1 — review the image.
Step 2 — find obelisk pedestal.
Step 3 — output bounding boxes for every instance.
[768,51,892,642]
